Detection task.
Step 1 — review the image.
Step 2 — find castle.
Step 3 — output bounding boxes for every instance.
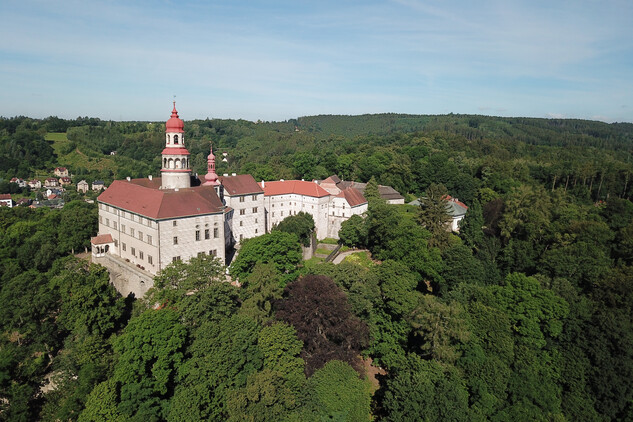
[91,104,370,296]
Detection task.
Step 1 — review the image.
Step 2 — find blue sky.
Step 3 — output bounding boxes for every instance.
[1,0,632,122]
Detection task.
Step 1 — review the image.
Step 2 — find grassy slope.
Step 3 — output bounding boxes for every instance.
[45,132,120,175]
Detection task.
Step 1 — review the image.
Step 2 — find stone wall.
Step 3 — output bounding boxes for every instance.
[93,254,154,299]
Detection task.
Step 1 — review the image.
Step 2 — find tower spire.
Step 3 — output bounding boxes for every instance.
[203,142,220,186]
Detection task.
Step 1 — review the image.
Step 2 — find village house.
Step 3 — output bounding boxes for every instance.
[45,177,59,188]
[0,194,14,208]
[92,180,106,191]
[54,167,69,177]
[408,195,469,232]
[9,178,27,188]
[77,180,89,193]
[59,176,72,186]
[28,179,42,190]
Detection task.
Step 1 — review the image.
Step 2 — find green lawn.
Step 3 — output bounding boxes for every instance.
[319,237,339,245]
[315,247,333,255]
[343,251,375,268]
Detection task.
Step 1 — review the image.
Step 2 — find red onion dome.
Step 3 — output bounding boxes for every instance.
[166,102,184,132]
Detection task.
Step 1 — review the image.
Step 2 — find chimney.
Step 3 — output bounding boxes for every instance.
[126,177,131,181]
[148,175,153,181]
[280,179,284,182]
[301,178,304,181]
[223,173,228,177]
[261,180,265,188]
[232,173,236,176]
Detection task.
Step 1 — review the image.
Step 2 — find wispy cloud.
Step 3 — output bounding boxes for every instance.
[0,0,631,121]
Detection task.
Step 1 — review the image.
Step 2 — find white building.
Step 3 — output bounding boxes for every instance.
[92,104,370,296]
[93,103,228,283]
[0,194,14,208]
[260,179,368,240]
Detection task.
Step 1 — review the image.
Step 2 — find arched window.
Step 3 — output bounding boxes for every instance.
[163,158,167,168]
[175,158,181,169]
[105,245,109,252]
[168,158,174,169]
[174,135,179,144]
[167,134,170,144]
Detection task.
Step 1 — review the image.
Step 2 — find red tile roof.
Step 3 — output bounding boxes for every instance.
[322,175,341,184]
[220,174,263,195]
[336,187,367,207]
[260,180,330,198]
[91,234,113,245]
[444,195,468,210]
[98,179,224,219]
[0,194,11,200]
[161,147,190,155]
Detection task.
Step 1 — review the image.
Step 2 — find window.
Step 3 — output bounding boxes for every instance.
[131,247,136,257]
[252,207,258,213]
[122,224,126,233]
[114,240,118,247]
[210,249,217,256]
[173,236,178,245]
[255,228,258,234]
[173,256,181,262]
[147,235,152,245]
[99,216,103,224]
[214,228,219,238]
[239,196,245,203]
[113,222,117,230]
[122,243,126,251]
[130,228,135,236]
[138,231,143,241]
[240,221,243,227]
[139,251,144,260]
[281,211,284,216]
[252,195,258,201]
[173,221,177,227]
[272,212,275,217]
[148,255,153,265]
[240,234,243,241]
[195,230,201,241]
[174,134,179,144]
[255,218,258,223]
[240,209,245,215]
[105,218,109,226]
[205,229,210,239]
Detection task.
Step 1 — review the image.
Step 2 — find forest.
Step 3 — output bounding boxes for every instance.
[1,112,633,421]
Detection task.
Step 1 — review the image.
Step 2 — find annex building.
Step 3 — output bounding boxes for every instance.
[91,104,373,296]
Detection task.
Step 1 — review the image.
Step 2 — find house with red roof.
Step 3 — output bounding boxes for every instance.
[0,194,13,208]
[45,177,59,188]
[54,167,69,177]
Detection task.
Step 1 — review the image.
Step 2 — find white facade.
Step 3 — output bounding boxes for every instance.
[263,193,331,239]
[327,196,367,238]
[97,202,225,274]
[223,191,265,243]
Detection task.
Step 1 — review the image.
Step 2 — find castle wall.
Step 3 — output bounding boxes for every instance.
[225,192,265,243]
[98,203,161,273]
[93,253,154,299]
[157,213,225,270]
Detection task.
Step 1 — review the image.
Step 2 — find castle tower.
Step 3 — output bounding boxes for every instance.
[202,143,221,187]
[161,102,191,189]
